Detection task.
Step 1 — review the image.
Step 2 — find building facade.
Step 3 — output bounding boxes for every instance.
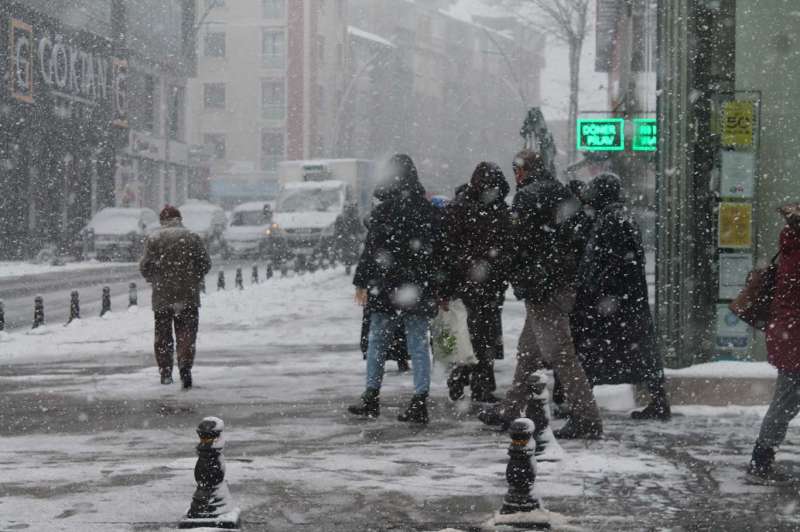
[188,0,349,207]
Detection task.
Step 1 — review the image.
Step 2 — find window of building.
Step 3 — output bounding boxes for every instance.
[204,31,226,57]
[168,85,186,141]
[261,80,285,120]
[204,83,225,109]
[262,30,285,68]
[262,0,285,19]
[204,133,227,160]
[261,130,284,171]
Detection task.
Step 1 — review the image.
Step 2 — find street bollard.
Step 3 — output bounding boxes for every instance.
[129,282,138,308]
[345,264,352,276]
[32,295,45,329]
[101,286,111,317]
[494,418,551,530]
[295,254,306,274]
[251,265,259,285]
[266,263,273,280]
[200,276,206,294]
[235,268,243,290]
[68,290,80,324]
[0,299,5,332]
[179,417,241,529]
[217,271,226,291]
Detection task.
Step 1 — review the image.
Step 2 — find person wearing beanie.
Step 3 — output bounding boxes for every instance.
[140,205,211,388]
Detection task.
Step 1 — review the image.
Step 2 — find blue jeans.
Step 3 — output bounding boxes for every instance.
[366,312,431,395]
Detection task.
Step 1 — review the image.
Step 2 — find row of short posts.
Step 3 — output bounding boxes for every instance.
[25,284,140,329]
[214,264,278,293]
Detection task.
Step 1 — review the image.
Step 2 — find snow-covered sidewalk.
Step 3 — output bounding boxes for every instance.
[1,268,798,531]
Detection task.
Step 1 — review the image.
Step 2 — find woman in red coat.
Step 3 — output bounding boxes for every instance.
[748,203,800,484]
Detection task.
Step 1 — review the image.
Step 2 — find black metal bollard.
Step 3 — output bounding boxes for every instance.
[266,263,273,280]
[251,265,259,285]
[68,290,80,324]
[217,271,226,291]
[496,418,550,529]
[200,276,206,294]
[32,295,45,329]
[129,282,138,308]
[179,417,241,529]
[235,268,243,290]
[345,264,352,276]
[101,286,111,317]
[295,254,306,274]
[0,299,5,332]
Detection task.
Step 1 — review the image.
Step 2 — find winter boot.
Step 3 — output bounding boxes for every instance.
[553,416,603,440]
[397,358,410,373]
[397,393,429,424]
[747,443,792,486]
[180,368,192,390]
[348,388,380,418]
[525,372,565,462]
[447,366,470,401]
[477,405,516,430]
[632,379,672,421]
[160,367,173,385]
[470,368,499,403]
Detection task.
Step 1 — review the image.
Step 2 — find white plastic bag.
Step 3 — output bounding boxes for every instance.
[430,299,477,366]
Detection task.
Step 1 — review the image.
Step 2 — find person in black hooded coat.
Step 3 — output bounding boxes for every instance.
[572,173,671,420]
[444,162,512,403]
[348,154,441,424]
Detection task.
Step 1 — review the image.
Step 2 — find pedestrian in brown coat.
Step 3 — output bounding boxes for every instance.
[140,205,211,388]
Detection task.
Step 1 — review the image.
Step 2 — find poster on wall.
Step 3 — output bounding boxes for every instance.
[715,304,750,350]
[721,100,755,148]
[718,202,753,249]
[718,253,753,299]
[720,151,755,199]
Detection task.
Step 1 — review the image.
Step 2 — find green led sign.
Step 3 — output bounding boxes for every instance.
[633,119,657,151]
[577,118,624,151]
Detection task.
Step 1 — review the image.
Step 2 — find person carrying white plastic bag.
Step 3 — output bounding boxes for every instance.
[431,299,477,367]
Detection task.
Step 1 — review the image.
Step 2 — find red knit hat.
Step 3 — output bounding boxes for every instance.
[159,205,182,222]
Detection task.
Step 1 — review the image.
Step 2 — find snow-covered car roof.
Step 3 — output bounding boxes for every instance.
[86,208,157,235]
[281,180,346,191]
[180,200,224,213]
[233,201,275,213]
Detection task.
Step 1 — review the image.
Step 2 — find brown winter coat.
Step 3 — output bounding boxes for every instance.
[140,220,211,311]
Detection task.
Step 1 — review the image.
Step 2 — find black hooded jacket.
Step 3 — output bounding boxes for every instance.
[353,155,441,318]
[509,171,579,303]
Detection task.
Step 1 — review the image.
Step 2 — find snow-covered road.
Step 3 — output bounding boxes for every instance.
[1,268,798,531]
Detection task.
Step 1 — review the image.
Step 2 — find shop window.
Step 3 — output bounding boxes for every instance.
[205,31,226,58]
[261,80,286,120]
[262,0,285,19]
[262,30,285,68]
[204,134,227,159]
[204,83,226,109]
[261,130,284,171]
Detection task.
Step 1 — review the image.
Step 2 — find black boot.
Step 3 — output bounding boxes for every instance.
[397,358,410,373]
[470,367,499,403]
[160,367,173,385]
[747,442,792,485]
[553,417,603,440]
[632,378,671,421]
[348,388,380,418]
[447,366,470,401]
[397,393,428,424]
[179,367,192,390]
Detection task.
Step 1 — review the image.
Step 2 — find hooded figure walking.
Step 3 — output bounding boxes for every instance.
[444,162,512,403]
[571,173,671,420]
[348,154,442,424]
[140,205,211,389]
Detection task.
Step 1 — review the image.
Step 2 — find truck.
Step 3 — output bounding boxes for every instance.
[271,159,375,265]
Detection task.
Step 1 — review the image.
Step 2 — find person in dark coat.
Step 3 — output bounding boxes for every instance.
[747,203,800,484]
[348,154,441,424]
[572,173,670,420]
[478,150,602,441]
[444,162,512,403]
[140,205,211,388]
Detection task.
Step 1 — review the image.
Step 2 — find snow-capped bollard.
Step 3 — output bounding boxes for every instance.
[345,264,352,276]
[0,299,5,332]
[251,265,259,285]
[32,295,45,329]
[100,286,111,317]
[235,268,243,290]
[295,254,306,274]
[217,271,226,291]
[200,277,206,294]
[128,282,138,308]
[266,263,274,279]
[68,290,80,323]
[179,417,241,530]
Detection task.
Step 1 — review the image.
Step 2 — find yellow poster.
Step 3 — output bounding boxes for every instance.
[718,202,753,249]
[721,100,754,147]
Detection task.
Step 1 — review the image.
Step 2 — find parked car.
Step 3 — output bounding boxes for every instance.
[221,201,277,259]
[179,199,227,255]
[83,207,159,261]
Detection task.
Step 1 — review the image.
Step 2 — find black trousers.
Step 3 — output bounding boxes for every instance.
[450,296,504,395]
